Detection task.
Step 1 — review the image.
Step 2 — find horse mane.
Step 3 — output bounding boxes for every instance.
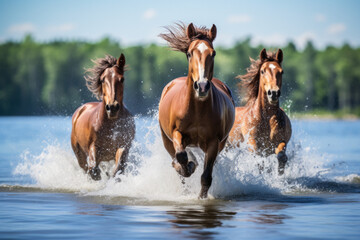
[84,55,126,100]
[159,22,213,53]
[238,50,279,105]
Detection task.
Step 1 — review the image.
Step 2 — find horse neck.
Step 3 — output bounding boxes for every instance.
[254,84,279,120]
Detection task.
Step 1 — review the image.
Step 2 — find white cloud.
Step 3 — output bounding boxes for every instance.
[48,23,76,32]
[227,14,251,24]
[327,23,346,35]
[143,8,156,20]
[252,34,288,47]
[294,32,317,49]
[315,14,326,22]
[8,23,36,33]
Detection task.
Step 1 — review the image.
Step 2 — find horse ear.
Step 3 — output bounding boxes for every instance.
[186,23,196,39]
[260,48,267,62]
[117,53,126,69]
[276,49,283,64]
[209,24,217,42]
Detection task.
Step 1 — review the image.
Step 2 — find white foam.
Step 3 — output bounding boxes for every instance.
[14,114,346,201]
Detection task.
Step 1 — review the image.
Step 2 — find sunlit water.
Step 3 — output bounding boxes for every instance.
[0,116,359,239]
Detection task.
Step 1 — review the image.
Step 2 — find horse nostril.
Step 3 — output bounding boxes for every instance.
[267,90,272,96]
[115,103,120,111]
[277,90,281,97]
[105,104,111,111]
[193,81,199,90]
[205,81,210,91]
[271,91,277,98]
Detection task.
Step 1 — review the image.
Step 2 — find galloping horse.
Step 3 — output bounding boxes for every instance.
[71,54,135,180]
[228,49,292,175]
[159,23,235,198]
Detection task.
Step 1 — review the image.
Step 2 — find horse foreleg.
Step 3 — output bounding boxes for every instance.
[275,142,288,175]
[88,143,101,180]
[113,147,128,177]
[172,130,196,177]
[199,140,219,199]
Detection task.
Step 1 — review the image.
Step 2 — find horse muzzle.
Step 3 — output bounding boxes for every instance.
[267,89,281,105]
[105,103,120,119]
[194,80,211,99]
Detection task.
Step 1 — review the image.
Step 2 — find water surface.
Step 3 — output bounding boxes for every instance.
[0,116,359,239]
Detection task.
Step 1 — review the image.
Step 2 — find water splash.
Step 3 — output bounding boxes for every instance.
[13,115,360,201]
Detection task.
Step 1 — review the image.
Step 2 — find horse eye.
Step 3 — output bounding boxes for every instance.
[120,77,124,83]
[261,70,265,74]
[212,51,216,58]
[186,52,191,59]
[100,78,105,83]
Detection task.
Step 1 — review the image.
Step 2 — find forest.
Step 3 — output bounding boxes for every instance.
[1,35,360,116]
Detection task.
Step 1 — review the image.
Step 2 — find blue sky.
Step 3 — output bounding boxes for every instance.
[0,0,359,49]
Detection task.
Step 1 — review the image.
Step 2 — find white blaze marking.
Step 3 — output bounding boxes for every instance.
[198,62,206,82]
[197,42,208,54]
[269,64,276,70]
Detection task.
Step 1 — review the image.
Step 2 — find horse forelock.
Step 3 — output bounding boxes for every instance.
[237,51,281,105]
[159,22,214,53]
[85,55,126,100]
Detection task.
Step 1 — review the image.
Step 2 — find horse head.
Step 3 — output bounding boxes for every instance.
[100,54,126,119]
[186,23,217,100]
[259,48,283,105]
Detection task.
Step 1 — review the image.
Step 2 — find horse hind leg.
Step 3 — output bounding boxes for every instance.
[276,142,288,175]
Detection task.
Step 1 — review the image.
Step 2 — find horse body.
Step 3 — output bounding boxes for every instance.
[160,77,234,151]
[71,54,135,180]
[159,23,235,198]
[228,49,292,174]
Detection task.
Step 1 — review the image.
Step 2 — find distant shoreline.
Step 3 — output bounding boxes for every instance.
[0,113,359,121]
[290,112,360,121]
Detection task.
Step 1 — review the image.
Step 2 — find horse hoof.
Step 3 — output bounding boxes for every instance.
[187,161,196,176]
[198,189,209,199]
[89,167,101,181]
[277,152,288,175]
[175,151,188,165]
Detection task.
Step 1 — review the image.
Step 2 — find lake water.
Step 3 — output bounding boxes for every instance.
[0,116,359,239]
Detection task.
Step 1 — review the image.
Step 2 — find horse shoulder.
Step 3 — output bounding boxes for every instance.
[270,109,292,142]
[212,78,235,104]
[160,77,187,100]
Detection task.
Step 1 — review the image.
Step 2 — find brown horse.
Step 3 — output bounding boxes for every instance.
[228,48,292,175]
[158,23,235,198]
[71,54,135,180]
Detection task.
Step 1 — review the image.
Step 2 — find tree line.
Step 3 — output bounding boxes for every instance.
[0,35,360,116]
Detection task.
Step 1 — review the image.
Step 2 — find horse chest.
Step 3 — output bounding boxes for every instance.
[254,116,281,152]
[95,119,133,149]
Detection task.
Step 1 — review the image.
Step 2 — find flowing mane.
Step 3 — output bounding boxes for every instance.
[238,50,279,104]
[159,22,214,53]
[85,55,126,100]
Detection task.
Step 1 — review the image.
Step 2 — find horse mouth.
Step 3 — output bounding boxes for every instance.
[107,111,119,119]
[269,99,279,105]
[196,91,209,100]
